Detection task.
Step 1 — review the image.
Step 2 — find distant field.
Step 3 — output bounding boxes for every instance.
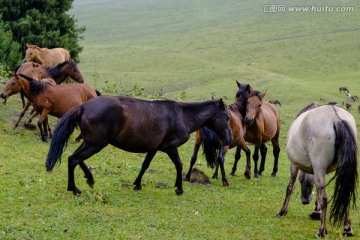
[0,0,360,239]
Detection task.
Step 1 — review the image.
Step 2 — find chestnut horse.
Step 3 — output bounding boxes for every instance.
[46,96,233,195]
[233,85,281,178]
[24,44,71,66]
[277,103,357,237]
[4,60,84,130]
[0,74,100,142]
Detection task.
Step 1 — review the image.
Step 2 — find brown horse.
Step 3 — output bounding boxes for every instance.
[184,103,251,186]
[339,87,349,93]
[185,82,253,185]
[0,73,100,142]
[45,96,233,195]
[8,60,84,129]
[268,99,281,106]
[234,86,281,178]
[24,44,71,66]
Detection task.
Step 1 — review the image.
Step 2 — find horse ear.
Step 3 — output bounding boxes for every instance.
[236,80,241,87]
[260,92,266,99]
[26,43,30,48]
[219,98,226,110]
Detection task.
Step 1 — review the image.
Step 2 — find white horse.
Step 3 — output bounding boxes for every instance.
[277,103,358,238]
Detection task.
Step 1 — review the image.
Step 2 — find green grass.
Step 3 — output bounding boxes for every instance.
[1,0,360,239]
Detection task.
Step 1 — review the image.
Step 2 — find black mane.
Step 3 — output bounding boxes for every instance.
[29,79,46,96]
[296,103,318,118]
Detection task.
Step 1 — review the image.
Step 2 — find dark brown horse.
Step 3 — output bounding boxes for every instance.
[339,87,349,93]
[234,85,281,178]
[10,60,84,129]
[185,82,253,185]
[0,74,100,142]
[45,96,233,196]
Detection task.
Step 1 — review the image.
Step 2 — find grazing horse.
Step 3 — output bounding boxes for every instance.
[24,44,71,66]
[0,74,100,142]
[339,87,349,93]
[268,99,281,106]
[233,87,280,178]
[184,103,251,186]
[10,60,85,129]
[277,103,358,237]
[347,93,356,102]
[45,96,233,195]
[346,102,352,110]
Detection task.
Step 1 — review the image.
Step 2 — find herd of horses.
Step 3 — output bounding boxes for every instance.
[0,45,358,238]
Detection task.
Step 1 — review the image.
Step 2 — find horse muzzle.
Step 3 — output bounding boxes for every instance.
[0,93,8,105]
[244,116,254,126]
[300,195,312,205]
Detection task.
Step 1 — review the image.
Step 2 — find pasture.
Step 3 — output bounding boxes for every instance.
[1,0,360,239]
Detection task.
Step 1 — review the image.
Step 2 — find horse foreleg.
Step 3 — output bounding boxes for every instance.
[166,148,184,195]
[258,143,267,176]
[242,144,251,179]
[185,135,201,181]
[68,142,105,195]
[230,146,241,176]
[253,146,260,178]
[13,100,32,129]
[277,164,298,217]
[270,137,280,177]
[133,151,157,191]
[217,145,229,186]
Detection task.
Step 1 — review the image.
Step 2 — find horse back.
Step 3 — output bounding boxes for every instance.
[78,96,189,152]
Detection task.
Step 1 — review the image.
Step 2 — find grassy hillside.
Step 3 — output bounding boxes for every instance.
[0,0,359,239]
[71,0,359,105]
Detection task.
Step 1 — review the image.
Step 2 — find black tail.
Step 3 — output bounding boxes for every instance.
[46,106,83,171]
[330,120,358,226]
[199,127,220,168]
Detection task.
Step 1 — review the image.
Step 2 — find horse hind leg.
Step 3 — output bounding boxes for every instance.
[277,164,298,217]
[342,207,354,236]
[253,146,260,178]
[230,146,241,176]
[270,138,280,177]
[68,142,106,195]
[258,143,267,176]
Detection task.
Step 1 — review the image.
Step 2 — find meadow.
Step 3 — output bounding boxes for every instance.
[1,0,360,239]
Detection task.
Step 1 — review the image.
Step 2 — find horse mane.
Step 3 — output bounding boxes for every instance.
[295,103,318,118]
[13,64,22,73]
[46,62,66,77]
[29,80,46,96]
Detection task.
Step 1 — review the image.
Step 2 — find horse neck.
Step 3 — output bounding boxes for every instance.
[45,66,66,84]
[181,101,217,133]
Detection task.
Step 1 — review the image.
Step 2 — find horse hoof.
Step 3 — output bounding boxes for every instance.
[230,172,235,176]
[244,173,251,179]
[343,227,354,236]
[271,172,277,177]
[254,174,260,178]
[133,185,142,191]
[222,181,229,187]
[175,189,184,195]
[86,179,95,188]
[309,211,321,220]
[212,175,218,179]
[71,188,82,195]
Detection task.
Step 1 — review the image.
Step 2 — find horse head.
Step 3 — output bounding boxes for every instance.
[244,91,266,126]
[0,73,23,104]
[235,81,254,117]
[24,45,40,63]
[299,171,314,205]
[207,99,233,146]
[59,60,84,83]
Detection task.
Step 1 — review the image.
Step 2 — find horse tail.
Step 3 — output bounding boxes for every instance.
[199,126,220,169]
[329,119,358,226]
[95,89,102,96]
[46,106,83,171]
